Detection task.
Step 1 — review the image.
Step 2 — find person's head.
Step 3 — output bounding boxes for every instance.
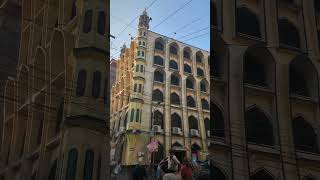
[169,149,174,156]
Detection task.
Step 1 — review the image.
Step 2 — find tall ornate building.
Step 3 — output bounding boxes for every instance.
[110,10,210,166]
[0,0,109,179]
[212,0,320,179]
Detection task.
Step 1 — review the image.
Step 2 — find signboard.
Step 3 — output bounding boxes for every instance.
[147,140,158,153]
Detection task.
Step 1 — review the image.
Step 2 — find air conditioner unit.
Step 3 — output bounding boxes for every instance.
[172,127,182,135]
[190,129,199,137]
[153,125,163,133]
[207,130,211,137]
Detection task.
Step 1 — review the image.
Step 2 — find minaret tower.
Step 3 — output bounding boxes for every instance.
[121,10,150,165]
[127,9,150,130]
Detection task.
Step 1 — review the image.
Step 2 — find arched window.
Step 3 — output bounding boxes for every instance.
[187,96,196,108]
[278,18,300,48]
[201,99,209,110]
[250,169,276,180]
[196,52,203,63]
[83,10,93,33]
[186,77,194,89]
[83,150,94,180]
[66,148,78,180]
[152,89,164,102]
[244,51,267,86]
[92,71,101,98]
[171,74,179,86]
[130,109,135,122]
[236,7,261,38]
[170,93,180,105]
[184,64,192,73]
[171,113,182,128]
[200,80,207,92]
[211,103,224,137]
[154,56,164,66]
[153,110,163,128]
[289,59,314,97]
[197,68,204,77]
[97,11,106,35]
[245,107,274,146]
[183,47,191,59]
[154,70,164,82]
[155,41,164,51]
[49,159,57,180]
[292,117,318,153]
[170,46,178,55]
[169,60,178,70]
[71,1,77,20]
[76,70,87,96]
[211,165,227,180]
[151,143,164,164]
[188,116,198,129]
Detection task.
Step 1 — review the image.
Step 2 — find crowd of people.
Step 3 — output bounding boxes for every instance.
[154,149,211,180]
[112,149,212,180]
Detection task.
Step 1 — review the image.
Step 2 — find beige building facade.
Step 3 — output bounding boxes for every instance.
[211,0,320,179]
[0,0,109,179]
[110,10,210,166]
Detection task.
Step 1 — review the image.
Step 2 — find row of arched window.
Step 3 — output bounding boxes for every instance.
[153,56,206,77]
[124,110,212,135]
[213,43,318,98]
[83,10,106,35]
[154,70,208,91]
[154,39,208,64]
[152,89,209,110]
[213,2,309,49]
[212,101,319,153]
[65,148,101,180]
[129,108,141,123]
[76,70,104,98]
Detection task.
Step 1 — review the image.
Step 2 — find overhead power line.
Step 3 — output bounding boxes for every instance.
[151,0,194,30]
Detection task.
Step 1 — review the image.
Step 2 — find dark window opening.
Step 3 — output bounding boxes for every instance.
[154,70,164,82]
[292,117,318,153]
[184,64,192,73]
[244,53,267,86]
[76,70,87,96]
[170,93,180,105]
[278,19,300,48]
[154,56,164,66]
[152,89,164,102]
[245,107,274,146]
[83,10,93,33]
[92,71,101,98]
[236,7,261,38]
[171,113,182,128]
[169,60,178,70]
[187,96,196,108]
